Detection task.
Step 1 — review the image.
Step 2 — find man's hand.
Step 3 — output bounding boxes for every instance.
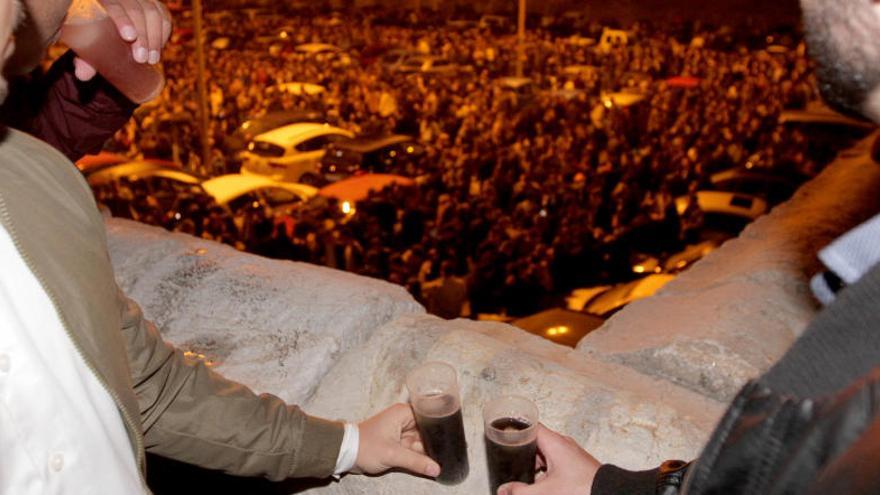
[74,0,172,81]
[353,403,441,478]
[498,424,601,495]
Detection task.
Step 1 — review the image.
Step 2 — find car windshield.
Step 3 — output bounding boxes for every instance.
[248,141,285,158]
[262,187,301,206]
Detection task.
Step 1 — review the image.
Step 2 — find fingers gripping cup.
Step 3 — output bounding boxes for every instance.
[483,396,539,495]
[61,0,165,103]
[406,362,469,485]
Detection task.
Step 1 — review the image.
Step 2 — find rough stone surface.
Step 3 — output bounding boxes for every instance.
[305,314,723,494]
[577,134,880,402]
[106,219,424,404]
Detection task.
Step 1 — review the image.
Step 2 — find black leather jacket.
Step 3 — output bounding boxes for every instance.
[593,258,880,495]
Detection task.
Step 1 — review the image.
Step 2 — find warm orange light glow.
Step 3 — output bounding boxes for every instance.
[546,325,570,336]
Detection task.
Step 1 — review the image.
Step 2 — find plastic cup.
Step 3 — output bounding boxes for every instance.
[405,361,470,485]
[61,0,164,103]
[483,395,539,494]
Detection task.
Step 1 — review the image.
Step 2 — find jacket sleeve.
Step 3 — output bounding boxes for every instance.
[116,287,345,480]
[0,51,136,162]
[591,464,659,494]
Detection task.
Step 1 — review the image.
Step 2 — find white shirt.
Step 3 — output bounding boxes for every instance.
[0,222,359,492]
[811,213,880,305]
[0,225,144,493]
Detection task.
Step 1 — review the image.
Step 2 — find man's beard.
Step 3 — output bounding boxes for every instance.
[803,2,880,120]
[0,77,8,105]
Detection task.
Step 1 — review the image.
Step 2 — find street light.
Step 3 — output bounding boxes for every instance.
[517,0,526,78]
[192,0,211,176]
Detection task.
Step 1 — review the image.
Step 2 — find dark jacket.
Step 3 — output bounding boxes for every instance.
[593,260,880,494]
[0,51,136,162]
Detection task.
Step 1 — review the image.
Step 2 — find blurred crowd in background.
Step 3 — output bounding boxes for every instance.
[84,3,869,317]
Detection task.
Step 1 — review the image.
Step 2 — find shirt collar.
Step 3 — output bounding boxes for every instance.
[818,212,880,286]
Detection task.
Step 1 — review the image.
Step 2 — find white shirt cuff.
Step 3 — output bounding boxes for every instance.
[333,423,360,477]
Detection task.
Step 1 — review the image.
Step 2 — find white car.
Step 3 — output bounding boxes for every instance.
[201,174,317,225]
[239,123,354,184]
[394,55,462,75]
[567,274,676,317]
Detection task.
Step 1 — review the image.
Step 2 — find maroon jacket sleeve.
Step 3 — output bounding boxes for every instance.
[0,50,137,162]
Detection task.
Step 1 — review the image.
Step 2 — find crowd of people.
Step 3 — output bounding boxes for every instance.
[92,4,863,317]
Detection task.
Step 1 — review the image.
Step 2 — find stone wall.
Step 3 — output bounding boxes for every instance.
[108,133,879,493]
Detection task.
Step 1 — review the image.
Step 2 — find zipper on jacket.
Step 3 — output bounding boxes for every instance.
[0,194,150,492]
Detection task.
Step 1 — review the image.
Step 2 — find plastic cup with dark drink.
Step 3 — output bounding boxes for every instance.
[60,0,165,103]
[483,395,539,495]
[406,361,469,485]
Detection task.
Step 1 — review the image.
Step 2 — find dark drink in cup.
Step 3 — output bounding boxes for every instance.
[485,417,538,493]
[483,396,539,495]
[406,362,470,485]
[412,393,469,485]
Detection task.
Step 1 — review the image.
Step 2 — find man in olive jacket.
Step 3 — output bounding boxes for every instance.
[0,1,439,492]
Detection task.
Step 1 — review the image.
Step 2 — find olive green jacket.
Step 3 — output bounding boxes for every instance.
[0,128,344,489]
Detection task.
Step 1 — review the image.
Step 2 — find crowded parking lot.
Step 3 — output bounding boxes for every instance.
[83,2,875,322]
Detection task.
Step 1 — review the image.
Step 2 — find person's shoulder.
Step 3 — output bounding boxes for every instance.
[0,127,96,207]
[1,127,76,166]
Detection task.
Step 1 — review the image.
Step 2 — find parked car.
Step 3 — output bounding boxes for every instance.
[497,77,536,99]
[75,151,130,173]
[512,308,605,348]
[479,15,512,33]
[676,191,769,236]
[201,174,317,220]
[709,169,799,205]
[239,123,354,184]
[84,161,197,187]
[318,173,414,201]
[294,43,341,55]
[273,82,326,96]
[630,239,722,277]
[394,54,463,75]
[227,110,330,153]
[568,274,676,317]
[85,161,207,215]
[378,48,422,70]
[318,134,425,183]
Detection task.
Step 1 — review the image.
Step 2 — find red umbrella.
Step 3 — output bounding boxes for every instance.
[318,174,414,202]
[666,76,701,88]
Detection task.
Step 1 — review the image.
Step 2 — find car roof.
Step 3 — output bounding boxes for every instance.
[585,274,675,317]
[330,134,414,153]
[201,174,318,205]
[779,109,876,129]
[295,43,340,53]
[239,110,325,133]
[674,191,769,219]
[76,151,128,172]
[274,82,326,96]
[318,174,414,202]
[602,91,647,108]
[513,308,605,347]
[86,161,198,185]
[497,76,533,89]
[253,123,353,147]
[710,168,796,186]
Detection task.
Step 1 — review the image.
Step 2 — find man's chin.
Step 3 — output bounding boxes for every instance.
[5,42,47,76]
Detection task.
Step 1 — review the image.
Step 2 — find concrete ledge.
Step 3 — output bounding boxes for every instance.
[305,314,723,494]
[576,134,880,401]
[106,219,423,404]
